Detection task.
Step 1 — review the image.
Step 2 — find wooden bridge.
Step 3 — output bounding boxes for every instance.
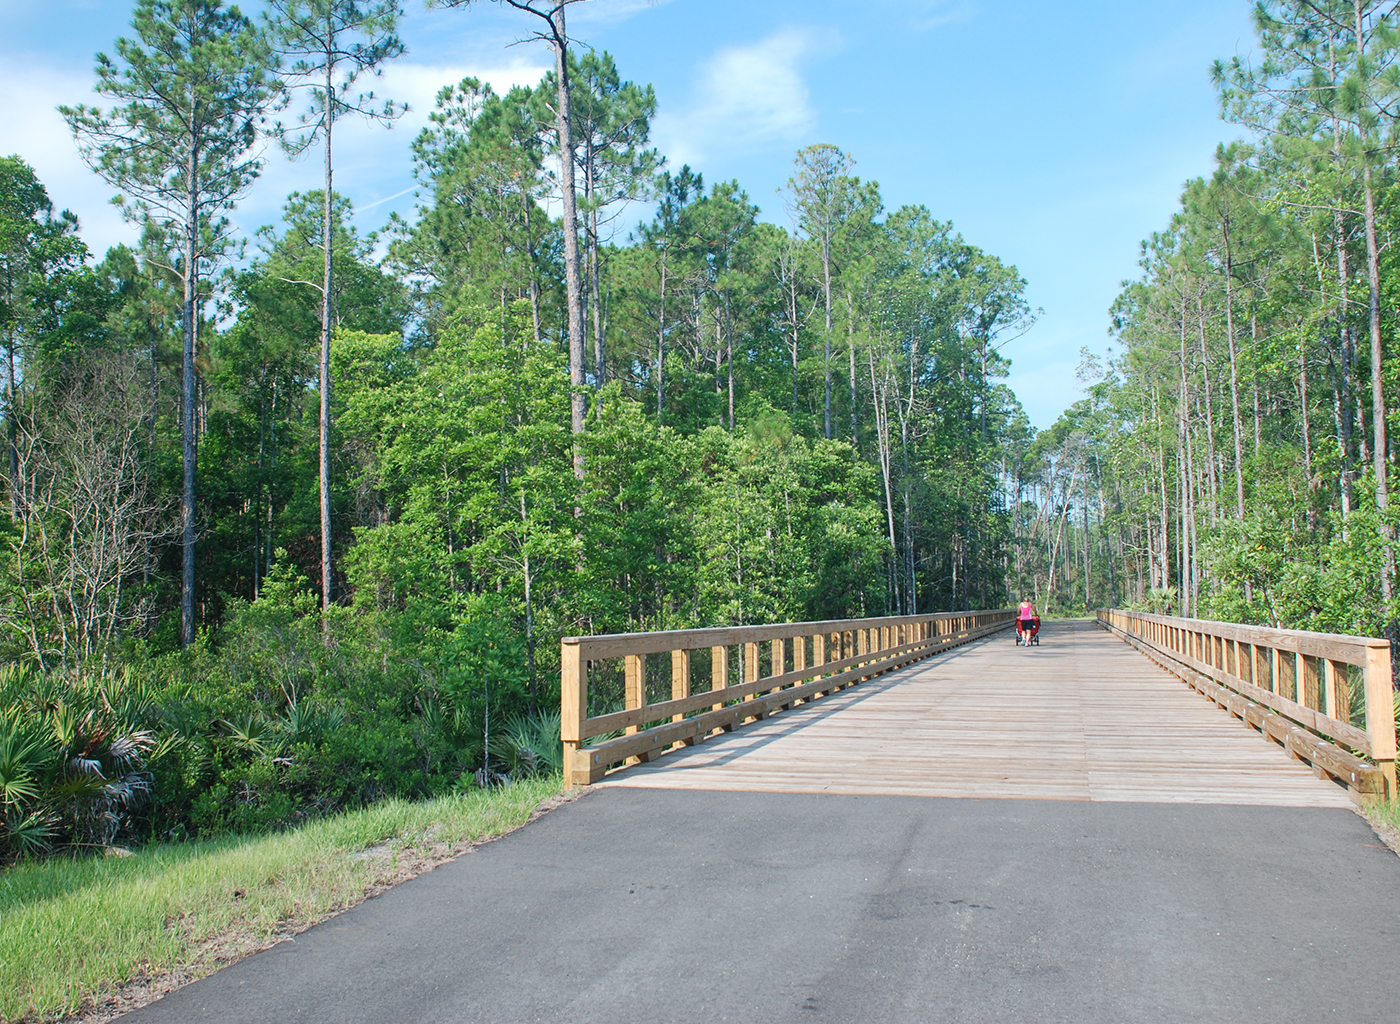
[561,608,1397,804]
[121,607,1400,1023]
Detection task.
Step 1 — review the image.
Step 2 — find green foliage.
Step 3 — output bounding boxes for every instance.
[0,665,158,860]
[2,36,1043,862]
[1042,3,1400,635]
[61,0,277,230]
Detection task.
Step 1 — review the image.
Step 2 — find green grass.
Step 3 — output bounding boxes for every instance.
[1361,793,1400,838]
[0,776,568,1023]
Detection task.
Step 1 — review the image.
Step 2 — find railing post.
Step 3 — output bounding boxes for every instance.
[671,649,691,746]
[561,641,588,785]
[792,636,808,703]
[625,654,646,764]
[710,645,729,732]
[1364,643,1397,798]
[1323,658,1340,721]
[671,649,690,707]
[743,641,760,721]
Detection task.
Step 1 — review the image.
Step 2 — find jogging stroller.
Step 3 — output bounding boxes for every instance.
[1016,615,1041,646]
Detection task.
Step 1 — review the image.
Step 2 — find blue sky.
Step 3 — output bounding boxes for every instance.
[0,0,1256,428]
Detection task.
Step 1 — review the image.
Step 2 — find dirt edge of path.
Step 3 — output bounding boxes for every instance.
[59,787,587,1024]
[1358,802,1400,858]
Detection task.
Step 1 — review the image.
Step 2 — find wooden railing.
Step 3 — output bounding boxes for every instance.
[1099,609,1397,798]
[561,610,1015,785]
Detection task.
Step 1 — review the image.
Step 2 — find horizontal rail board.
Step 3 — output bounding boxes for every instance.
[1099,614,1389,797]
[581,628,987,739]
[1106,617,1368,752]
[566,613,1013,783]
[563,610,1006,660]
[1103,610,1385,665]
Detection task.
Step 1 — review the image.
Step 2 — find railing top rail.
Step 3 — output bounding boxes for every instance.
[563,609,1012,659]
[1104,609,1388,662]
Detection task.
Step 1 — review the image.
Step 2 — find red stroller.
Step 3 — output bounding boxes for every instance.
[1016,614,1040,646]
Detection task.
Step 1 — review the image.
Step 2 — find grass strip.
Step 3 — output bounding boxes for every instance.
[0,776,568,1023]
[1360,794,1400,854]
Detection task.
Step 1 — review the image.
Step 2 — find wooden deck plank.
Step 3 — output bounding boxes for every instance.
[597,619,1356,807]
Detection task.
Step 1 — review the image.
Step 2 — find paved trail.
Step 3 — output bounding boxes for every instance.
[121,622,1400,1023]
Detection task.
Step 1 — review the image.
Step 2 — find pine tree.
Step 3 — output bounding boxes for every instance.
[63,0,277,645]
[266,0,405,615]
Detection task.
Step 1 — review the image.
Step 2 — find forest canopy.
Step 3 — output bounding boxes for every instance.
[10,0,1397,860]
[0,0,1037,856]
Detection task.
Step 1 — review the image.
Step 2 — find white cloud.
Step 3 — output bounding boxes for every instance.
[655,28,831,167]
[259,59,548,214]
[571,0,677,25]
[0,59,139,257]
[910,1,976,32]
[0,57,549,260]
[377,60,548,120]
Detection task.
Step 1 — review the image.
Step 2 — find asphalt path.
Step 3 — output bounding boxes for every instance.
[121,786,1400,1023]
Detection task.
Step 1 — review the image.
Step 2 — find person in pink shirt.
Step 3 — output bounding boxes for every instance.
[1016,598,1040,645]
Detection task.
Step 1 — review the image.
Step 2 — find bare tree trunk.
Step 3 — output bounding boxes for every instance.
[6,328,16,520]
[586,146,603,386]
[1355,0,1392,602]
[1328,25,1355,526]
[788,269,801,413]
[847,294,858,445]
[255,366,266,599]
[901,333,917,613]
[1300,337,1316,532]
[1196,297,1219,524]
[548,4,587,480]
[1154,390,1170,595]
[1251,314,1262,456]
[725,290,734,430]
[1362,159,1393,601]
[319,53,334,615]
[266,381,276,578]
[1082,498,1091,611]
[656,247,666,423]
[822,237,832,439]
[523,189,541,349]
[1222,222,1246,518]
[867,345,898,611]
[1177,430,1186,616]
[1334,220,1355,521]
[180,139,199,648]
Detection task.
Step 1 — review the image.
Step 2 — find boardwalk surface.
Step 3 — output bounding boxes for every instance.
[599,619,1354,806]
[120,620,1400,1024]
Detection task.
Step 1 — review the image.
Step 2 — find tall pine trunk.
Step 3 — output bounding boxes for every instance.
[550,5,586,479]
[1222,221,1246,518]
[1354,0,1392,604]
[1195,298,1219,524]
[180,132,199,647]
[822,237,832,439]
[319,48,334,614]
[1362,160,1392,601]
